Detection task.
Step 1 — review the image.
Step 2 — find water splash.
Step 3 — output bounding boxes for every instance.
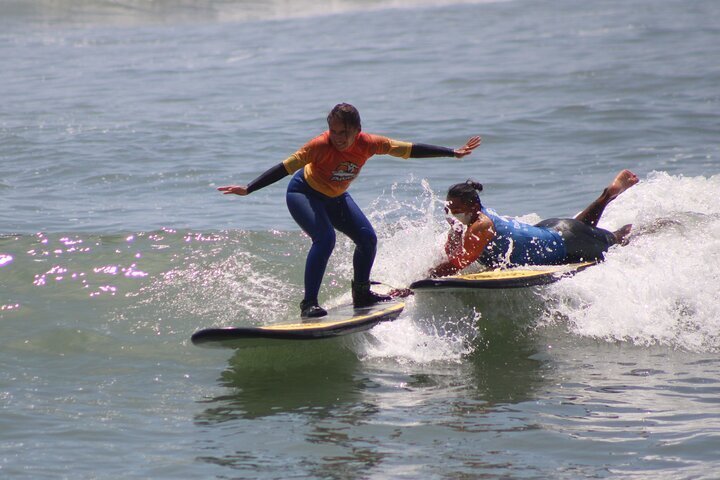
[335,178,484,364]
[2,0,507,28]
[358,303,482,365]
[542,172,720,352]
[130,231,298,330]
[355,177,448,288]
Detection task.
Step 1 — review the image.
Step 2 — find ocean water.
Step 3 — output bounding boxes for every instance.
[2,0,720,478]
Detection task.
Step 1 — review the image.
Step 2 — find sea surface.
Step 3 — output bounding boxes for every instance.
[2,0,720,478]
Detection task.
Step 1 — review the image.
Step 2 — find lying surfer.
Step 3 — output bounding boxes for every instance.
[218,103,481,317]
[428,170,639,278]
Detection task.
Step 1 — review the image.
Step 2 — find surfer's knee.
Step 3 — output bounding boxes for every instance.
[355,227,377,251]
[311,230,336,254]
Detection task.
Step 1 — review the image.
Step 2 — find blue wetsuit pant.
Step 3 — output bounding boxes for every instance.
[286,171,377,303]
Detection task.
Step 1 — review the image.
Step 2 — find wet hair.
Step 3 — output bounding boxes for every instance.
[447,179,483,207]
[327,103,362,132]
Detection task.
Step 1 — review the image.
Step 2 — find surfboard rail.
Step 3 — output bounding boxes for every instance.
[191,300,405,347]
[409,261,596,290]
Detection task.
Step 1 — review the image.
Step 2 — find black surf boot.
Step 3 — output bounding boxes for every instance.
[300,299,327,319]
[352,280,392,308]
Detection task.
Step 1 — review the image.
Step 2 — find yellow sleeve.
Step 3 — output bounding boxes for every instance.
[282,154,304,174]
[376,138,412,159]
[282,144,314,173]
[282,134,327,173]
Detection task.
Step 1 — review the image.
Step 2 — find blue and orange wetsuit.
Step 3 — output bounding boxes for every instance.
[246,131,456,304]
[447,207,617,270]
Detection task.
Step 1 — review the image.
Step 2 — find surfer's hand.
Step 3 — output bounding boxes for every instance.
[389,288,414,298]
[444,207,465,231]
[454,136,482,158]
[446,216,464,232]
[428,261,459,278]
[218,185,249,196]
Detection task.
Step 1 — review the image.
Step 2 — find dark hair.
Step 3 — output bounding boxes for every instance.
[447,179,483,206]
[327,103,362,132]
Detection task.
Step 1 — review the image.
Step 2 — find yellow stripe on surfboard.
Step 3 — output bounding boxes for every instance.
[450,261,596,281]
[409,261,597,290]
[258,302,405,331]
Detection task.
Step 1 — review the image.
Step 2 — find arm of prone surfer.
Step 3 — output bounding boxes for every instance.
[429,218,495,278]
[429,243,481,278]
[444,221,464,257]
[428,260,461,278]
[217,163,289,196]
[428,221,466,277]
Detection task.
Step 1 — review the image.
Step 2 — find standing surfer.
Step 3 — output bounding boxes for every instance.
[219,103,481,317]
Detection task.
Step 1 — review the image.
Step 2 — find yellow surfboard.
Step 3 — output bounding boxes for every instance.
[409,262,596,290]
[191,299,405,348]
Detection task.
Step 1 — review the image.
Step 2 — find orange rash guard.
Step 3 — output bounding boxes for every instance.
[282,131,412,197]
[445,221,496,270]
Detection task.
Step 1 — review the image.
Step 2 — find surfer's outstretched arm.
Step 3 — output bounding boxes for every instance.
[453,136,482,158]
[218,163,290,196]
[217,185,248,195]
[408,136,481,159]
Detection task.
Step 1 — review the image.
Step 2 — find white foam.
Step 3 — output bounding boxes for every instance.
[185,0,508,24]
[367,178,449,286]
[542,172,720,352]
[358,301,481,365]
[5,0,510,27]
[132,236,294,329]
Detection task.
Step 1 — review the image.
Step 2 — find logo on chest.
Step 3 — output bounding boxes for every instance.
[330,162,360,182]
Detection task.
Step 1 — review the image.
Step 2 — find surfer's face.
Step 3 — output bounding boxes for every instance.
[446,198,479,225]
[328,117,360,151]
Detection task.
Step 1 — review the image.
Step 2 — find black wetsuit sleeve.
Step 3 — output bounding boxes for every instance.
[409,143,456,158]
[246,163,289,194]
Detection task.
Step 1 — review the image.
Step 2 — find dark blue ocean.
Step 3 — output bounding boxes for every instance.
[1,0,719,478]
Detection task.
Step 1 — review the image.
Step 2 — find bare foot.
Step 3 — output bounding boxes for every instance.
[606,170,639,200]
[614,224,633,246]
